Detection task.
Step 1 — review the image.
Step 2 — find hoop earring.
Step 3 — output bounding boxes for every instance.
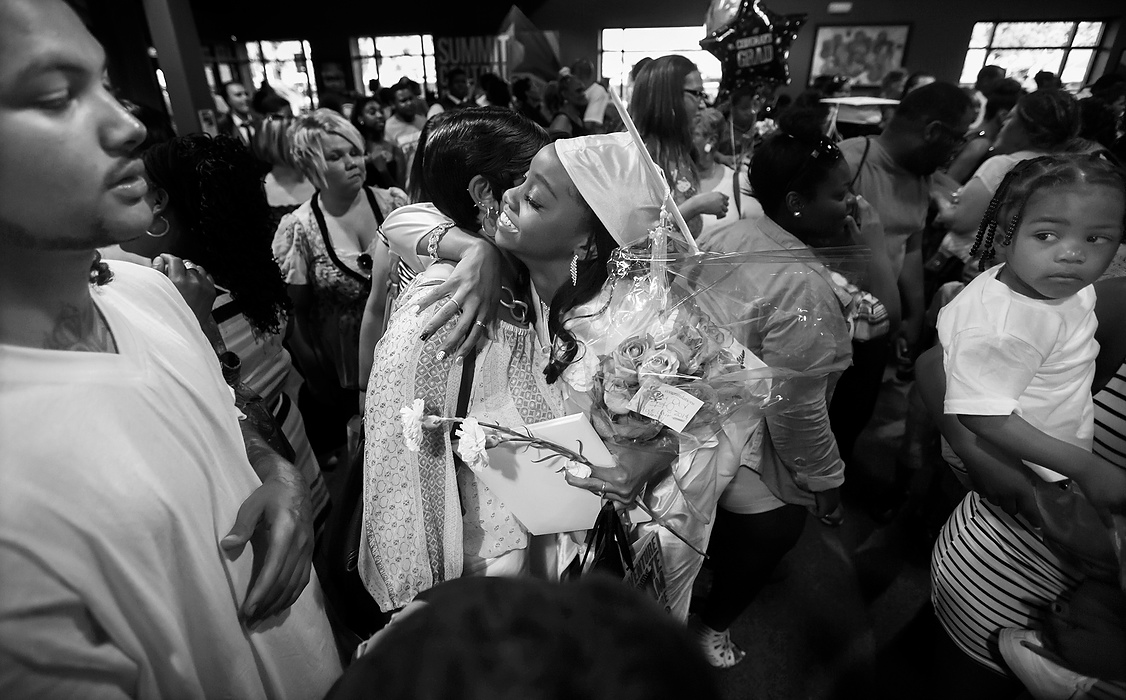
[147,215,170,238]
[570,252,579,286]
[476,200,498,220]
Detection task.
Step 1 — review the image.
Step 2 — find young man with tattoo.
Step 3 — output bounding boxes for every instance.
[0,1,341,696]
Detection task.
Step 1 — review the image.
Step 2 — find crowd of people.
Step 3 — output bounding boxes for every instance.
[3,0,1126,697]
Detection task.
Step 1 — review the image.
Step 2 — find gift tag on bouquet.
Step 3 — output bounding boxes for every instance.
[628,383,704,432]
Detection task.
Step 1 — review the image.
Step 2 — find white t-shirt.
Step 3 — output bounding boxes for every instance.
[0,263,340,699]
[937,264,1099,482]
[695,164,759,249]
[583,82,610,126]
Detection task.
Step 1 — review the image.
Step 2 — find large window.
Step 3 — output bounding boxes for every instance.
[201,40,318,114]
[245,41,317,113]
[601,27,722,99]
[352,35,437,95]
[959,21,1107,90]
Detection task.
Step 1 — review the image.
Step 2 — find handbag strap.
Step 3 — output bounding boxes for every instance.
[310,187,385,286]
[848,136,872,191]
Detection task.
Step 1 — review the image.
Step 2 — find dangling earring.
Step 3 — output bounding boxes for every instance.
[570,252,579,286]
[147,214,170,238]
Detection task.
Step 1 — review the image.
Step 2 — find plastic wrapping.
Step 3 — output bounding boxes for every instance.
[560,220,867,452]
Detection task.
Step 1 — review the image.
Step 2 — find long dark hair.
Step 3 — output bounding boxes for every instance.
[416,107,548,231]
[970,153,1126,265]
[142,134,290,335]
[629,55,699,190]
[544,207,617,384]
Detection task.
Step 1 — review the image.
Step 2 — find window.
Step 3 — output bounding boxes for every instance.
[201,40,318,114]
[352,35,437,96]
[600,27,722,99]
[245,41,317,113]
[959,21,1107,90]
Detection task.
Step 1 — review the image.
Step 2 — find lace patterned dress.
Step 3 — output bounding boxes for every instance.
[272,187,407,390]
[360,274,565,611]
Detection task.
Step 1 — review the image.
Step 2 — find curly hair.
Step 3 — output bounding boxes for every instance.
[969,153,1126,265]
[544,209,616,385]
[142,134,290,336]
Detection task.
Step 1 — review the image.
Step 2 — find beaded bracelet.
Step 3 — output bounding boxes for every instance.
[426,222,456,260]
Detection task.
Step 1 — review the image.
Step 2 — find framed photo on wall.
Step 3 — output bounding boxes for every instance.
[809,24,910,88]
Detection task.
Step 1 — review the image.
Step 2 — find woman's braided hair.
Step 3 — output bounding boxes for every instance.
[969,153,1126,265]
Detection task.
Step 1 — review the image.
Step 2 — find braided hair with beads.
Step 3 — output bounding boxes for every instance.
[969,153,1126,266]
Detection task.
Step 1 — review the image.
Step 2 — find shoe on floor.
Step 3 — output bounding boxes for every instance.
[998,628,1098,699]
[689,616,746,668]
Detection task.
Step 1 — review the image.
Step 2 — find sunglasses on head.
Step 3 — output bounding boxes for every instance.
[782,133,844,195]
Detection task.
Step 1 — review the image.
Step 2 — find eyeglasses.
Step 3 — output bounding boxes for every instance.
[683,88,709,104]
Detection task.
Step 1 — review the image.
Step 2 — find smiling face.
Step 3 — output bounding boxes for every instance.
[0,0,150,252]
[320,132,365,195]
[997,184,1124,300]
[224,83,250,116]
[495,143,590,268]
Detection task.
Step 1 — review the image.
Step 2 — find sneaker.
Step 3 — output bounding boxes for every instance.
[689,616,746,668]
[998,628,1098,699]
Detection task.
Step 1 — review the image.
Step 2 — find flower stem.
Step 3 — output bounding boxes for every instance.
[440,416,705,558]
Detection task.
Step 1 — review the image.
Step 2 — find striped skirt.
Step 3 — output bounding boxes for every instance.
[932,492,1126,698]
[931,491,1079,674]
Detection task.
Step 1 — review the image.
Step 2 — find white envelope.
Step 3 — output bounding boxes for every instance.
[472,414,615,535]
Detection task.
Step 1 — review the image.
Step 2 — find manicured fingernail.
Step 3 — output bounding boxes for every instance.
[420,332,430,341]
[436,350,446,362]
[454,355,463,365]
[246,603,258,619]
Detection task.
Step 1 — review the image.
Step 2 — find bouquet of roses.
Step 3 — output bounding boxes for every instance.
[557,216,867,454]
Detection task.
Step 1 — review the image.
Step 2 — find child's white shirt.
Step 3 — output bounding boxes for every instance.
[937,264,1098,481]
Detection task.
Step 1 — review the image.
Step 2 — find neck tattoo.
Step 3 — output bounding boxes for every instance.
[43,303,118,353]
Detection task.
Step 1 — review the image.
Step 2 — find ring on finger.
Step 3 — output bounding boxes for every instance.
[183,260,198,271]
[474,320,488,329]
[599,481,606,496]
[448,297,462,313]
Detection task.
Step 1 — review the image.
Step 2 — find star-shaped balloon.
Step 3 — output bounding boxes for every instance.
[701,0,806,99]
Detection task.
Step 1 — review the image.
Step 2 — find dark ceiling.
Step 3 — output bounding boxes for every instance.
[186,0,551,42]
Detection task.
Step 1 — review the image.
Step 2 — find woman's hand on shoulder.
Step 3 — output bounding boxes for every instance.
[413,238,503,361]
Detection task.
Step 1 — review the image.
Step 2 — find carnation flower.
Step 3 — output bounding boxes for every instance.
[400,398,426,452]
[563,460,591,478]
[454,417,489,473]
